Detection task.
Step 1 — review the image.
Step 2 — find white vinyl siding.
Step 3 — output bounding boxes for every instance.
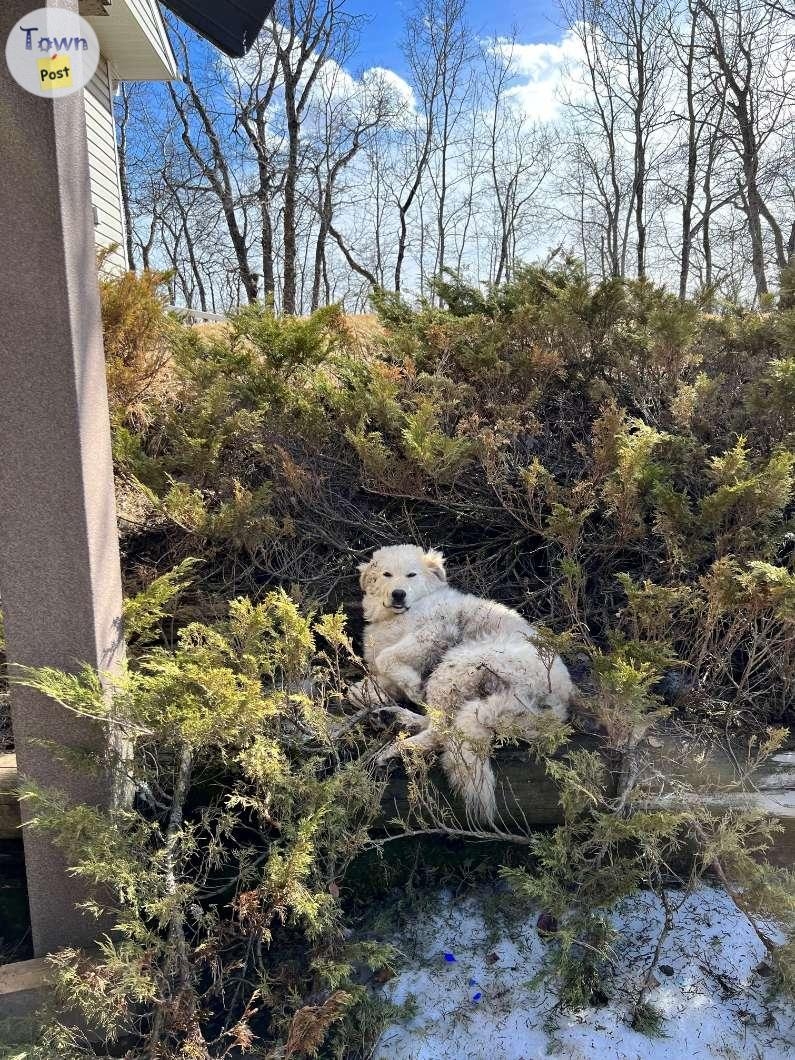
[127,0,163,42]
[125,0,177,75]
[84,58,127,272]
[84,0,178,82]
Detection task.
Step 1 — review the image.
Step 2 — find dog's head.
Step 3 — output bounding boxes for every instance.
[358,544,447,622]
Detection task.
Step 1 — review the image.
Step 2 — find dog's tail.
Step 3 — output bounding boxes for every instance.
[440,699,498,826]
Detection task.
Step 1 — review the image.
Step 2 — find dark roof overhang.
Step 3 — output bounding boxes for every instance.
[161,0,275,57]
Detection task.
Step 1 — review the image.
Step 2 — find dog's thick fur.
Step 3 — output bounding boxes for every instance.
[350,544,573,823]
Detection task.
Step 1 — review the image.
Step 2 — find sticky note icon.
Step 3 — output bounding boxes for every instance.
[38,55,73,90]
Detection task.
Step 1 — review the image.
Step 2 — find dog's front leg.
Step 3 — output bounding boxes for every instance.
[373,647,424,704]
[347,676,396,710]
[376,725,442,765]
[348,679,428,731]
[382,705,430,731]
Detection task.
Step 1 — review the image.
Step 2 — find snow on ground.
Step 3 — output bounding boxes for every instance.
[373,886,795,1060]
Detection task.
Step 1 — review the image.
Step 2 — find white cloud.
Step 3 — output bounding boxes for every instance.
[228,21,415,119]
[318,61,415,113]
[495,33,583,80]
[488,28,587,123]
[362,66,416,113]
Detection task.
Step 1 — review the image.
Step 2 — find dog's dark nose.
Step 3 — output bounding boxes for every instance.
[391,588,406,604]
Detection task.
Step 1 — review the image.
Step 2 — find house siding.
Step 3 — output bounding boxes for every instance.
[84,58,127,272]
[126,0,176,75]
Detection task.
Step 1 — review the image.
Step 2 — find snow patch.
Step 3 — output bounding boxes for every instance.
[374,886,795,1059]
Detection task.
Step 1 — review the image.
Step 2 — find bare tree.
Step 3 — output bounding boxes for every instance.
[661,0,734,298]
[229,36,283,301]
[269,0,361,313]
[117,84,138,271]
[564,0,671,281]
[167,32,259,302]
[480,37,553,285]
[697,0,794,296]
[116,0,792,311]
[426,0,473,286]
[390,0,456,291]
[116,90,171,273]
[561,2,631,278]
[317,74,397,306]
[162,172,209,311]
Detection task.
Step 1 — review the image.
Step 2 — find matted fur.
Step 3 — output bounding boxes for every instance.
[350,544,573,823]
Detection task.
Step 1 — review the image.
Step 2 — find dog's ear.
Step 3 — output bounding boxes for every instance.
[423,548,447,582]
[358,560,376,591]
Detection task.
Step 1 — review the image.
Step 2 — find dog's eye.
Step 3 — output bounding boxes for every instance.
[407,572,417,578]
[383,572,392,578]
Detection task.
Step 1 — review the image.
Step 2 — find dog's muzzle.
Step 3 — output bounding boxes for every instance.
[388,588,408,613]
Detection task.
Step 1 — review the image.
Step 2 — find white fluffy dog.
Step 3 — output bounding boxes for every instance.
[350,544,573,824]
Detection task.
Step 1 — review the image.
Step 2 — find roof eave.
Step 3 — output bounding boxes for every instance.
[84,0,178,82]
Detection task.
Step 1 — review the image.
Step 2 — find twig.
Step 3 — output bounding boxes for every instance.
[690,816,780,954]
[365,825,534,848]
[146,743,194,1059]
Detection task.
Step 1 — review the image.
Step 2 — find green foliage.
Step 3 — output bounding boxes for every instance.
[122,559,196,647]
[98,259,173,412]
[111,272,793,663]
[13,577,389,1058]
[12,263,794,1054]
[400,402,474,481]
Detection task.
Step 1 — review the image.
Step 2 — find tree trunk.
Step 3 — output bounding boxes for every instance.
[261,194,275,301]
[632,60,647,279]
[311,216,328,312]
[168,75,258,304]
[744,174,769,297]
[678,10,698,300]
[117,85,137,272]
[176,203,207,312]
[282,81,300,314]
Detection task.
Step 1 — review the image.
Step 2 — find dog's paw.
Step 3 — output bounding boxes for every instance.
[400,679,424,705]
[375,741,402,767]
[347,677,378,708]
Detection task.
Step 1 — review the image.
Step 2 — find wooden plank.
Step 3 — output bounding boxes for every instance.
[2,738,794,842]
[0,957,50,1021]
[0,958,48,997]
[380,733,614,828]
[0,752,19,838]
[380,736,795,822]
[0,752,15,785]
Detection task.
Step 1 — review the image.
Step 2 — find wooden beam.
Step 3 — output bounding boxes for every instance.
[0,752,19,839]
[0,956,50,1021]
[2,740,794,844]
[0,958,49,998]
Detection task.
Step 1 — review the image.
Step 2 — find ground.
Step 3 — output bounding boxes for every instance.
[373,885,795,1059]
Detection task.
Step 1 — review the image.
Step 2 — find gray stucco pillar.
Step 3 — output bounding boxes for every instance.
[0,0,125,954]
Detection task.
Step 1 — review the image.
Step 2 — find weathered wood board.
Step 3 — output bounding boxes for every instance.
[0,957,49,1020]
[379,733,613,828]
[0,753,19,840]
[378,735,795,864]
[2,738,793,849]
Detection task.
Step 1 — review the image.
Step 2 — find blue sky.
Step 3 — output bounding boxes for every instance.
[344,0,562,77]
[164,0,574,128]
[161,0,579,132]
